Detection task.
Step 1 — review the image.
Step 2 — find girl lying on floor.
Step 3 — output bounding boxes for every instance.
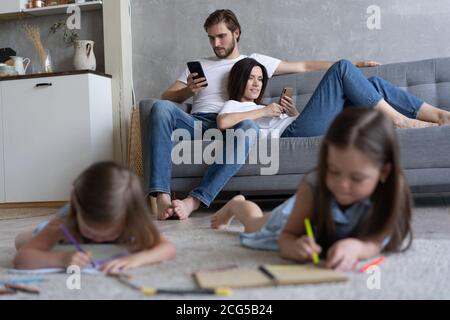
[211,108,413,271]
[14,162,176,273]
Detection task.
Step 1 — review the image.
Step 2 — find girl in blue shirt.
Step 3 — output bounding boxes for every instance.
[14,162,176,273]
[211,108,412,271]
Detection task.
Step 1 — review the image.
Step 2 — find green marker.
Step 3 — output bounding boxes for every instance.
[304,218,320,264]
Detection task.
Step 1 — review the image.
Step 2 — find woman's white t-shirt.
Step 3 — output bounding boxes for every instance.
[219,100,296,138]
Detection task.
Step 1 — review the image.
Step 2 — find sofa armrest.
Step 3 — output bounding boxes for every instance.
[139,99,192,195]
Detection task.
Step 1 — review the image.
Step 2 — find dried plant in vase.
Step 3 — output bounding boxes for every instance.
[22,23,53,73]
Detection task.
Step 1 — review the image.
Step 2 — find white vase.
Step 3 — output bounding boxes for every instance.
[73,40,96,71]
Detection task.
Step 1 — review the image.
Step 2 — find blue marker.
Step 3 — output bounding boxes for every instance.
[0,277,44,285]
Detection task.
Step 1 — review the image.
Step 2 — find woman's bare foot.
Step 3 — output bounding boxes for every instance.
[171,196,201,220]
[438,112,450,126]
[156,193,173,220]
[394,117,437,129]
[211,195,245,229]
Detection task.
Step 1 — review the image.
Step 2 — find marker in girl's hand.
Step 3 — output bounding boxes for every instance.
[304,218,320,265]
[59,224,97,268]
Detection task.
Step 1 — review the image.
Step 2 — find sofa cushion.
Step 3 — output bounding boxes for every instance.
[170,124,450,178]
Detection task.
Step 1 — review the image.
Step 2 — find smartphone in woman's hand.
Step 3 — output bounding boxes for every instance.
[279,87,293,112]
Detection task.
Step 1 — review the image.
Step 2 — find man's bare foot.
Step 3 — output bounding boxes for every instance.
[171,196,201,220]
[211,195,245,229]
[394,117,437,129]
[156,193,173,220]
[438,112,450,126]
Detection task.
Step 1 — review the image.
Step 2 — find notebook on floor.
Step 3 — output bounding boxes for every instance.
[194,264,348,289]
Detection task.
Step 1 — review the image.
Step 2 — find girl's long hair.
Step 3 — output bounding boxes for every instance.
[228,57,268,105]
[64,161,161,252]
[314,108,412,253]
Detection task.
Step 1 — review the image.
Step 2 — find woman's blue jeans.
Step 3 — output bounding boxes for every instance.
[281,59,424,137]
[148,102,259,207]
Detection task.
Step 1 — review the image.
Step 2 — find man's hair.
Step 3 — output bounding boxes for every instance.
[204,9,242,42]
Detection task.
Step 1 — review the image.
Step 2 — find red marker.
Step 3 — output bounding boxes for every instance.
[359,256,385,273]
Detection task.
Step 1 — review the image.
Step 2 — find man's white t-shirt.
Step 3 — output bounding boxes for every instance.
[177,54,281,114]
[219,100,296,138]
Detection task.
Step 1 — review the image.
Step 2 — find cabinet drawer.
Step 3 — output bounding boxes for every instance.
[1,75,93,202]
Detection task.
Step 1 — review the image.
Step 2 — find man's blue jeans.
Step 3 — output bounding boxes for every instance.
[148,101,259,207]
[282,59,424,137]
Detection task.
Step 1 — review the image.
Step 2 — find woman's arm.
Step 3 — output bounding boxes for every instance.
[217,109,266,130]
[101,236,176,273]
[217,103,283,130]
[278,181,318,262]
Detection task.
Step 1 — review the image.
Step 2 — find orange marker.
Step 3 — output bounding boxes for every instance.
[359,256,385,273]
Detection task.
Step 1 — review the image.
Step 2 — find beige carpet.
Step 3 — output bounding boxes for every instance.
[0,199,450,300]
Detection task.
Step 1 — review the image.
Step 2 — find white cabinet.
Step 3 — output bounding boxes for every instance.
[0,72,113,203]
[0,0,26,14]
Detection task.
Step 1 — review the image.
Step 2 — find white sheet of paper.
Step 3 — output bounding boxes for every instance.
[8,244,129,275]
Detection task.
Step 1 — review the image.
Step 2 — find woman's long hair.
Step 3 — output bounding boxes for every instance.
[64,161,161,252]
[227,57,268,105]
[314,108,412,253]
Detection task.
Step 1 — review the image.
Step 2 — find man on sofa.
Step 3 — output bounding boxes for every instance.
[149,9,379,220]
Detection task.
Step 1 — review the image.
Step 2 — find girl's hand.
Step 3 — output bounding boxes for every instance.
[62,251,93,268]
[187,73,207,95]
[263,103,283,117]
[101,254,143,274]
[325,238,362,272]
[280,96,299,117]
[294,235,322,262]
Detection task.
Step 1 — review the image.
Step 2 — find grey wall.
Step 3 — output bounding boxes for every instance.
[0,10,104,73]
[131,0,450,103]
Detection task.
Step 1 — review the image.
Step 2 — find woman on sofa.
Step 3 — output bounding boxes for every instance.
[217,57,450,136]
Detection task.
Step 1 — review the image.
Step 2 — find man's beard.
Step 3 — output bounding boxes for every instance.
[213,38,236,59]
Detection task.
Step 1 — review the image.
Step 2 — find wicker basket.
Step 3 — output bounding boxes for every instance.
[127,105,143,177]
[127,106,158,216]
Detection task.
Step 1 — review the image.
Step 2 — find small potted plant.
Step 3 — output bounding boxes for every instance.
[49,20,79,46]
[49,20,96,71]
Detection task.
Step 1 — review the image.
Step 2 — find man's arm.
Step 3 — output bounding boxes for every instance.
[274,61,335,74]
[274,60,381,75]
[161,73,208,103]
[160,81,193,103]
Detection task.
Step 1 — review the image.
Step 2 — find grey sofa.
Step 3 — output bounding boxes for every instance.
[140,57,450,196]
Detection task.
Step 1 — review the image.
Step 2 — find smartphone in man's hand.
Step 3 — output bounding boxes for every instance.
[279,87,294,112]
[187,61,208,87]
